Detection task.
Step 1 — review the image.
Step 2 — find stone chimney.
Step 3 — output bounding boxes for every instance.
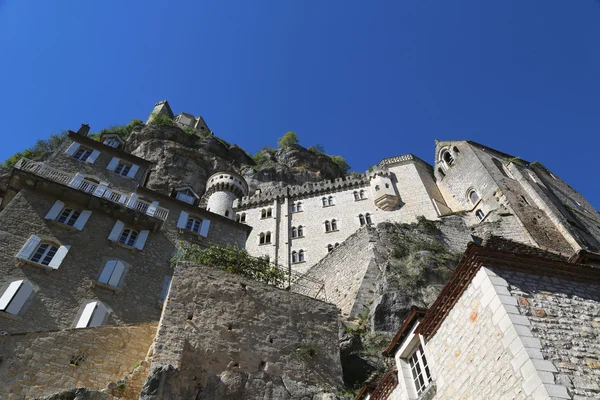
[76,124,90,137]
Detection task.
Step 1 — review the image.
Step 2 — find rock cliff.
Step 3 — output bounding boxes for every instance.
[126,124,344,195]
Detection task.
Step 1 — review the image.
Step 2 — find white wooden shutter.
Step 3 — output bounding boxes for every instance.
[108,260,126,287]
[108,220,124,242]
[126,193,138,208]
[147,201,159,217]
[16,235,41,260]
[65,142,80,156]
[126,164,139,179]
[118,193,127,203]
[69,173,85,189]
[134,230,149,250]
[93,182,109,197]
[5,280,33,315]
[48,245,70,269]
[106,157,119,171]
[177,211,189,229]
[44,200,65,220]
[0,280,23,311]
[89,302,108,327]
[200,219,211,237]
[86,150,101,164]
[98,260,117,284]
[73,210,92,231]
[76,301,97,328]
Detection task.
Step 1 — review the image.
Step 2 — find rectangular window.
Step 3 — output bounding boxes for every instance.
[57,208,81,226]
[73,147,92,161]
[76,301,109,328]
[0,280,34,316]
[31,243,58,266]
[408,345,432,396]
[98,260,126,288]
[119,229,138,247]
[115,162,132,176]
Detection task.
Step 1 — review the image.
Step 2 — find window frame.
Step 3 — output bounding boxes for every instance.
[114,161,133,177]
[119,228,139,247]
[186,217,203,234]
[30,243,59,266]
[73,146,93,161]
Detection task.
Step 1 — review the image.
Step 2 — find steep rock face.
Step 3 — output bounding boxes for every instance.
[126,124,343,196]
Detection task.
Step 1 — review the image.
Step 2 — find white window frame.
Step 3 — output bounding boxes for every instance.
[395,324,434,400]
[0,280,35,317]
[108,220,149,250]
[16,235,70,270]
[186,217,203,234]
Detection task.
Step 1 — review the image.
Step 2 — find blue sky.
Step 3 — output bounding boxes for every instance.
[1,1,599,208]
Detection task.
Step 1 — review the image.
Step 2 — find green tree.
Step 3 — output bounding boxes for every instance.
[277,131,299,148]
[307,144,325,154]
[329,155,351,174]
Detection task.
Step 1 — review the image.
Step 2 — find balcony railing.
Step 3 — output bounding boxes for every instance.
[14,158,169,222]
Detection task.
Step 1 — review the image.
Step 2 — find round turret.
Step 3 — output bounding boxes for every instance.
[368,167,399,211]
[205,171,248,219]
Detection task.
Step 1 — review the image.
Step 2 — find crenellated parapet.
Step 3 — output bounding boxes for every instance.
[235,174,370,210]
[204,171,248,219]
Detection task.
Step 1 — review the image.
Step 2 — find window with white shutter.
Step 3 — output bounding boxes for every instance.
[45,200,91,231]
[97,260,127,289]
[0,280,35,316]
[108,220,149,250]
[75,301,109,328]
[16,236,70,269]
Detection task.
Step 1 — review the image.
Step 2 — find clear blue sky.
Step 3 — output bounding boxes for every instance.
[1,1,599,208]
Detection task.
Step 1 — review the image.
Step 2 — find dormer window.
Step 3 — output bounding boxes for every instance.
[408,345,432,396]
[103,138,121,148]
[174,187,199,205]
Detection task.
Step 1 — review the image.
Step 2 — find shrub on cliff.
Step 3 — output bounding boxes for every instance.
[329,155,351,174]
[89,119,144,141]
[277,131,299,148]
[173,243,286,286]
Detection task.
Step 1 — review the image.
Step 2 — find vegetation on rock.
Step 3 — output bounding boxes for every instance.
[173,243,286,286]
[88,119,144,141]
[277,131,300,148]
[1,131,68,168]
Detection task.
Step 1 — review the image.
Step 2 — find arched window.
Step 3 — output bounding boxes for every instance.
[359,214,366,226]
[240,213,246,222]
[359,190,365,199]
[225,210,229,217]
[298,250,305,262]
[265,231,271,243]
[334,242,339,248]
[322,197,328,207]
[492,158,514,179]
[119,228,138,247]
[186,217,203,233]
[327,244,333,252]
[354,191,360,201]
[328,196,334,206]
[291,227,298,238]
[31,243,59,266]
[475,209,485,221]
[325,220,331,232]
[291,203,297,213]
[297,202,303,212]
[441,150,454,167]
[365,213,372,225]
[259,232,266,244]
[468,190,480,205]
[331,219,337,231]
[298,225,304,237]
[236,214,241,222]
[261,209,267,219]
[266,208,272,218]
[291,251,298,263]
[453,146,460,154]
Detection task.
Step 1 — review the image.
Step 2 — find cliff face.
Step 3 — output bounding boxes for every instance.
[126,124,343,196]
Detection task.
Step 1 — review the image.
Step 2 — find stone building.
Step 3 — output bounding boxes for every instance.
[356,237,600,400]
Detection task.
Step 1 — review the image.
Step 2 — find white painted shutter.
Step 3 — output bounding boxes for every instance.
[118,194,127,203]
[73,210,92,231]
[147,201,159,217]
[108,260,125,287]
[89,302,108,327]
[44,200,65,220]
[106,157,119,171]
[108,220,125,242]
[86,150,100,164]
[200,219,211,237]
[134,230,149,250]
[65,142,80,156]
[16,235,41,260]
[48,245,70,269]
[69,173,85,189]
[76,301,97,328]
[177,211,189,229]
[5,280,33,315]
[126,193,138,208]
[93,181,109,197]
[126,164,139,179]
[0,280,23,311]
[98,260,117,284]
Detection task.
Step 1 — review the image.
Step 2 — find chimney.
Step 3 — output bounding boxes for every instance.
[76,124,90,137]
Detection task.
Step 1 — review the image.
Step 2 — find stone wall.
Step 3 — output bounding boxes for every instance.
[0,322,157,399]
[501,269,600,399]
[144,262,343,400]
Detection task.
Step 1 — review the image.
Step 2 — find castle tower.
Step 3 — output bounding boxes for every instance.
[368,167,399,211]
[204,171,248,219]
[146,100,174,124]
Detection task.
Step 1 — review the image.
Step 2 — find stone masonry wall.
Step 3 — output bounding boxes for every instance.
[145,262,343,400]
[0,322,157,399]
[500,269,600,399]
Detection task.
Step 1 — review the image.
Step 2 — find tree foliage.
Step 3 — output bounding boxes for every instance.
[307,144,325,154]
[173,243,286,286]
[1,132,68,168]
[277,131,299,148]
[329,155,351,174]
[89,119,144,141]
[149,113,176,127]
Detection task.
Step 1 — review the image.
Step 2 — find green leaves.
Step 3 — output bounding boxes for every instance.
[277,131,299,148]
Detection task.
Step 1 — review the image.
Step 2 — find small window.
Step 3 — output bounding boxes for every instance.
[354,191,360,201]
[297,202,303,212]
[57,208,81,226]
[114,162,132,176]
[119,228,138,247]
[291,203,297,213]
[475,209,485,221]
[334,242,339,248]
[331,219,337,231]
[291,227,298,238]
[267,208,272,217]
[322,197,328,207]
[259,232,271,244]
[359,214,366,226]
[31,243,59,266]
[360,190,365,199]
[103,138,120,148]
[0,280,34,316]
[298,226,304,237]
[437,168,445,178]
[375,185,380,191]
[408,345,432,396]
[325,220,332,232]
[327,244,333,252]
[441,150,454,167]
[73,147,93,161]
[225,210,230,217]
[298,250,305,262]
[468,190,480,205]
[291,251,298,263]
[98,260,126,288]
[385,183,390,189]
[241,213,246,222]
[328,196,334,206]
[365,213,372,225]
[75,301,109,328]
[186,218,203,234]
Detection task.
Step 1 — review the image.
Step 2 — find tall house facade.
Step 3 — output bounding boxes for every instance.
[0,127,251,335]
